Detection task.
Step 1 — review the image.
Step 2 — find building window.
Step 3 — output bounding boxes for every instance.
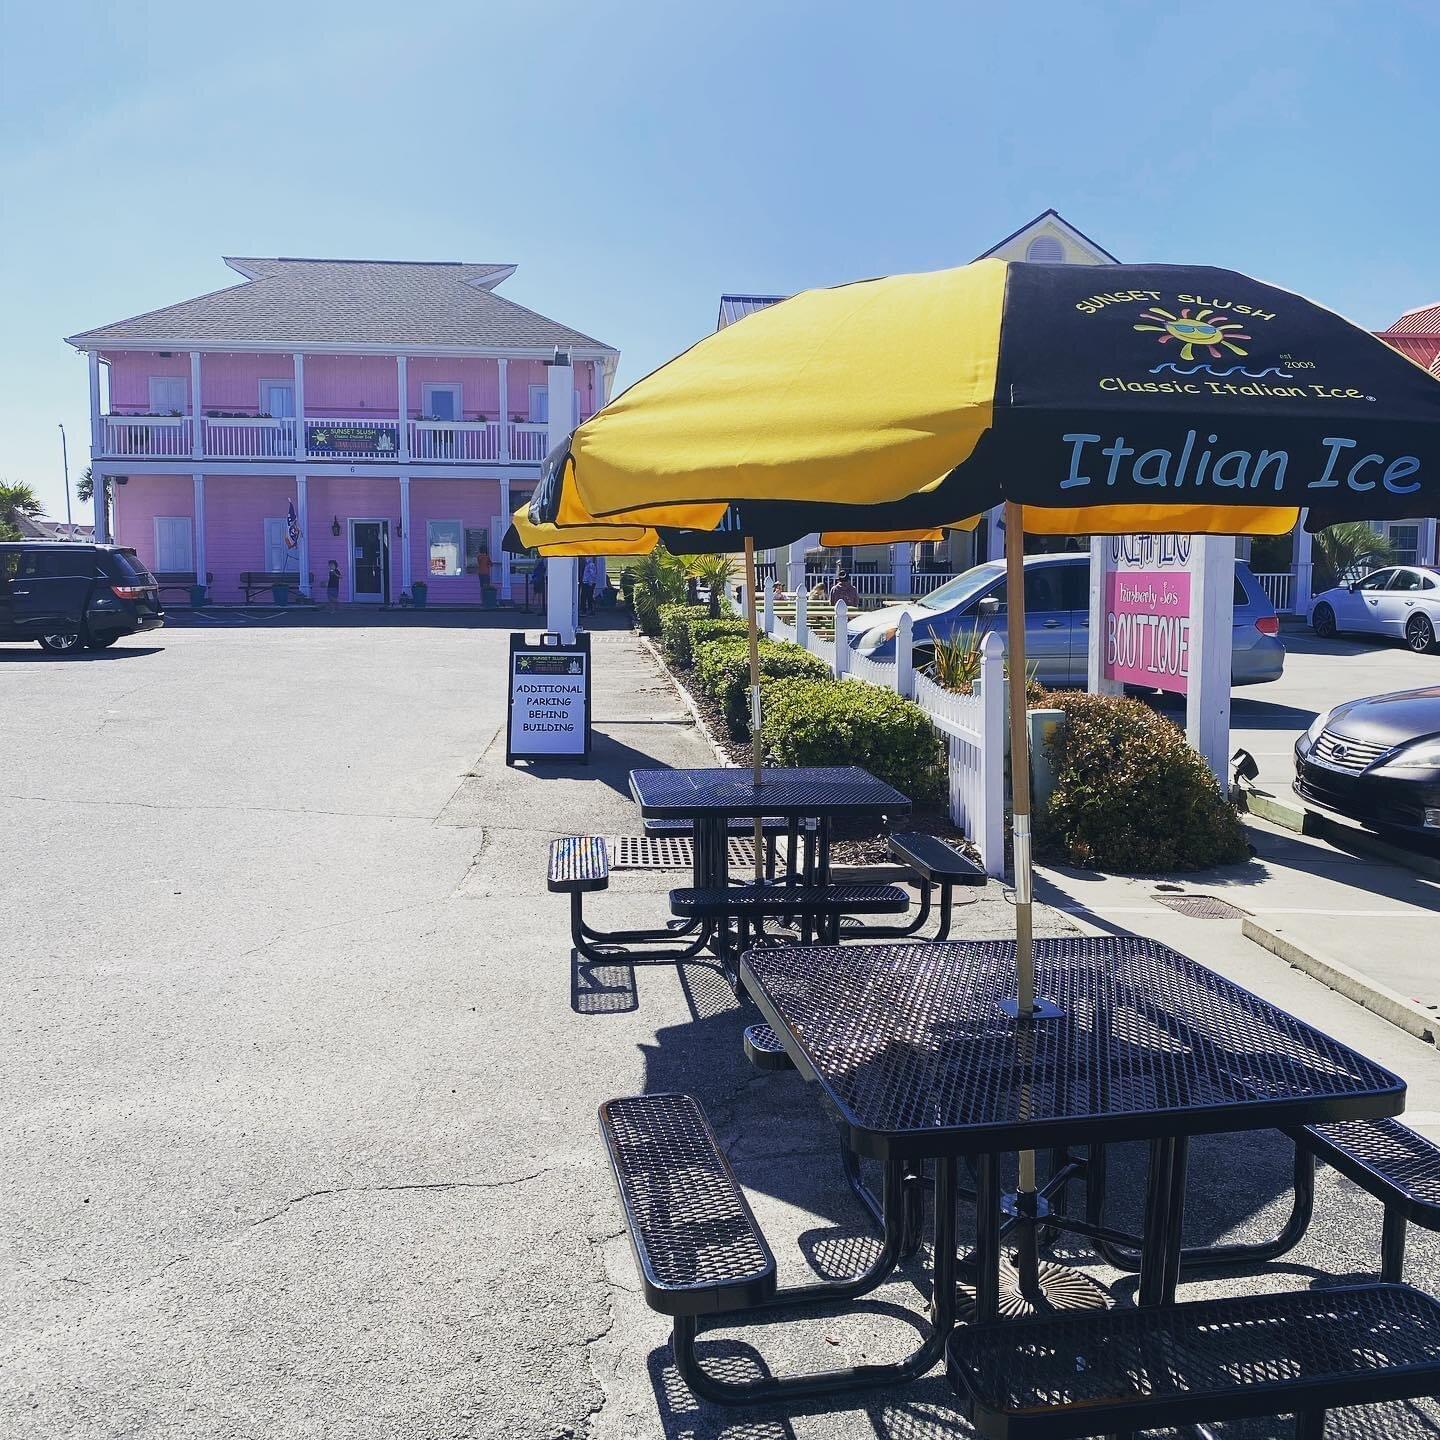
[427,519,463,577]
[149,376,187,414]
[421,383,462,421]
[1025,235,1065,263]
[154,516,193,573]
[528,385,548,423]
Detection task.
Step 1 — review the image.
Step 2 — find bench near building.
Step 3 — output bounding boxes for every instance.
[66,257,617,606]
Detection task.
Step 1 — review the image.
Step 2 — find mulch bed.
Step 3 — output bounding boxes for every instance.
[652,634,979,867]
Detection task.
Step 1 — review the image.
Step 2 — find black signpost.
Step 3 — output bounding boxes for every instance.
[506,631,591,765]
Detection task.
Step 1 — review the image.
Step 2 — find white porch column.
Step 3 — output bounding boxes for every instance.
[398,475,412,592]
[545,356,577,641]
[293,353,305,458]
[295,474,310,597]
[892,541,913,598]
[192,475,207,587]
[786,537,812,594]
[497,358,510,461]
[397,356,410,461]
[1186,535,1236,788]
[92,470,109,543]
[499,474,512,601]
[88,351,102,453]
[190,351,203,460]
[1293,515,1314,616]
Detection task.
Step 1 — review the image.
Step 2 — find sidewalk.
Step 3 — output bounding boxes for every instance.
[1035,827,1440,1132]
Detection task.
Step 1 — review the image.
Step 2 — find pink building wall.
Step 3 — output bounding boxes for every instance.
[113,473,509,604]
[112,474,197,572]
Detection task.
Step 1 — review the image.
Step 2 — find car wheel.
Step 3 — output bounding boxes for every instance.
[86,633,121,650]
[1406,613,1435,654]
[37,627,85,655]
[1312,603,1337,639]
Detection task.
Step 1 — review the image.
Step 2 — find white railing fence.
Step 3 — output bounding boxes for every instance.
[410,419,502,463]
[509,422,549,463]
[202,416,297,459]
[101,415,191,458]
[1253,571,1295,614]
[742,587,1003,875]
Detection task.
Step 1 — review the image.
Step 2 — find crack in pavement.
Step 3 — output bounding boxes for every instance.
[248,1169,554,1227]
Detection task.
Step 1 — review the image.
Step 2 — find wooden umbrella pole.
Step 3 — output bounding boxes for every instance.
[744,539,764,884]
[1005,501,1038,1205]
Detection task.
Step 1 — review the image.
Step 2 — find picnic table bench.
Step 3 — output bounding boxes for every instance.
[240,570,312,602]
[152,570,199,602]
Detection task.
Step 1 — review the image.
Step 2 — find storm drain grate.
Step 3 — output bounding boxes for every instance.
[1153,893,1252,920]
[608,836,757,871]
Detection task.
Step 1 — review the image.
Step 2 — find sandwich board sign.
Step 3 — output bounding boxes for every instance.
[507,631,591,765]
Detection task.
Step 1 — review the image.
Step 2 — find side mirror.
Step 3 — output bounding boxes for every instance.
[976,596,1000,619]
[1348,582,1360,593]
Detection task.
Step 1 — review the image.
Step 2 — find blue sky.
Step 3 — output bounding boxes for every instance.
[2,0,1435,519]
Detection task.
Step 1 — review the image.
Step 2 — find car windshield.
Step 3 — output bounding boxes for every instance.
[917,561,1005,610]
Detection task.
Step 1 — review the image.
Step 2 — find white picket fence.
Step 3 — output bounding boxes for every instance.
[740,585,1005,875]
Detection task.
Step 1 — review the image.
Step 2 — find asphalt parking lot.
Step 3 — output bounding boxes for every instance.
[2,617,1438,1439]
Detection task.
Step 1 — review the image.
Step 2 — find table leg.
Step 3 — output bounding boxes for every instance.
[973,1152,1002,1322]
[1138,1136,1189,1307]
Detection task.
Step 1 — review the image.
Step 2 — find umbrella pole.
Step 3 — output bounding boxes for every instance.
[744,539,764,885]
[1005,502,1042,1291]
[1005,501,1036,1021]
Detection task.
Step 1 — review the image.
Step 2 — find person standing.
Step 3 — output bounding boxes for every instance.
[580,556,598,615]
[530,555,546,613]
[829,568,861,608]
[326,559,341,613]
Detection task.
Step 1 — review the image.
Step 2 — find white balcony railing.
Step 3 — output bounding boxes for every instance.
[1253,571,1295,613]
[203,416,297,459]
[101,415,191,458]
[509,421,549,463]
[98,412,558,465]
[410,420,501,462]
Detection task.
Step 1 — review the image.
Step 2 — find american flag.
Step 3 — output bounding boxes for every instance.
[286,500,300,549]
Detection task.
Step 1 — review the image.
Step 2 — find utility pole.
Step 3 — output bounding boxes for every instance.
[58,423,74,534]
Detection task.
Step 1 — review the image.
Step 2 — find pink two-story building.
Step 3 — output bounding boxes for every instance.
[66,257,617,604]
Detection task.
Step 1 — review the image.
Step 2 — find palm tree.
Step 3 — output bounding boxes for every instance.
[1313,522,1397,590]
[0,481,43,541]
[684,553,734,617]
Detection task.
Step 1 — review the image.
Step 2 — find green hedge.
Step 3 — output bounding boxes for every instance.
[760,676,945,802]
[694,636,832,738]
[658,603,714,667]
[1036,691,1248,871]
[634,588,661,637]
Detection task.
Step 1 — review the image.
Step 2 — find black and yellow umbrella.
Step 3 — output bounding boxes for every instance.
[532,258,1440,1305]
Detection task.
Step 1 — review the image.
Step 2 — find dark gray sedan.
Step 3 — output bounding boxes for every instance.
[1294,686,1440,838]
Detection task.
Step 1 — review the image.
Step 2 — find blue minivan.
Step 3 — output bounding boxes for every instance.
[847,552,1284,687]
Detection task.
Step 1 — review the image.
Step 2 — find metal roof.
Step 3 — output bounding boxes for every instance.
[1380,300,1440,337]
[67,257,615,352]
[717,294,789,330]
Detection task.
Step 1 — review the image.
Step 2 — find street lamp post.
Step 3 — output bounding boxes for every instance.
[58,423,74,534]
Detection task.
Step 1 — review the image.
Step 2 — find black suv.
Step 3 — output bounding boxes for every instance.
[0,543,165,654]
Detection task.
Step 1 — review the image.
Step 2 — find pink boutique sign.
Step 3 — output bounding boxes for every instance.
[1103,567,1192,694]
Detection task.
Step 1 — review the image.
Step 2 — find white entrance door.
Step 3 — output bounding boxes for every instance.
[349,520,389,603]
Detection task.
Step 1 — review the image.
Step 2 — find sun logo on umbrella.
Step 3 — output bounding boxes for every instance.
[1134,307,1250,361]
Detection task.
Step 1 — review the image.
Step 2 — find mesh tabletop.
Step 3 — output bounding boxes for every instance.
[740,936,1404,1160]
[629,766,912,820]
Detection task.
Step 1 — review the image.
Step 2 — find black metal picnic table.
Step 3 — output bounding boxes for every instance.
[628,764,911,888]
[741,934,1406,1328]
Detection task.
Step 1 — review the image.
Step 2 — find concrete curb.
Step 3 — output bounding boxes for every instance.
[636,634,735,766]
[1241,917,1437,1046]
[1239,789,1440,881]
